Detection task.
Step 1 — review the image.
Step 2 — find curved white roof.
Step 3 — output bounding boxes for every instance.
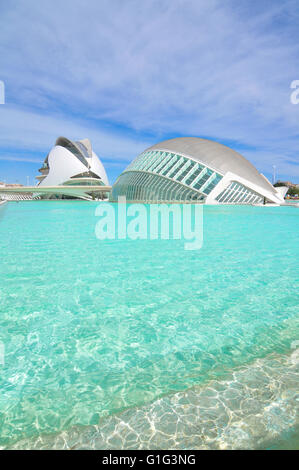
[38,137,109,187]
[146,137,276,195]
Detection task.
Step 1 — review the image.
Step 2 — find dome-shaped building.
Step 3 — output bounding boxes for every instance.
[111,137,286,205]
[36,136,109,199]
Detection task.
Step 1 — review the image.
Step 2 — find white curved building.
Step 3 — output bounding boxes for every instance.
[36,137,109,199]
[111,137,287,205]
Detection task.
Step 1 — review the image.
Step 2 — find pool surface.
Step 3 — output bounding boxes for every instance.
[0,201,298,449]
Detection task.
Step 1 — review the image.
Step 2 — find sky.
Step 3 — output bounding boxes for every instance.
[0,0,298,185]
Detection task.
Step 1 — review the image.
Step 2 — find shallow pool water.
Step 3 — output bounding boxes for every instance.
[0,201,298,448]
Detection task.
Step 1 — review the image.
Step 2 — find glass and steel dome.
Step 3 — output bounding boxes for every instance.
[111,137,285,205]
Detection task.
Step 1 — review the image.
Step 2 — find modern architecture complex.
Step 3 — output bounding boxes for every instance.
[111,138,287,205]
[36,136,109,199]
[0,183,33,201]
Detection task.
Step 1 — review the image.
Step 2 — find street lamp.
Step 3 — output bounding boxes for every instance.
[272,165,277,185]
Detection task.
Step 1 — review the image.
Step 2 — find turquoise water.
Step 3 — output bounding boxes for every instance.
[0,201,298,449]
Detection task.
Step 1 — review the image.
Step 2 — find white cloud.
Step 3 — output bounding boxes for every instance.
[0,155,41,163]
[0,106,152,162]
[0,0,298,179]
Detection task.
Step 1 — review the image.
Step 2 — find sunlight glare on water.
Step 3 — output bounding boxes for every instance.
[0,201,298,448]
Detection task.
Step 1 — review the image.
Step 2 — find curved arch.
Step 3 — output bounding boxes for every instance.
[145,137,276,195]
[55,136,89,168]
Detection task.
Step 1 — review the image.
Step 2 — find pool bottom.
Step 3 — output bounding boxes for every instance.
[6,348,298,450]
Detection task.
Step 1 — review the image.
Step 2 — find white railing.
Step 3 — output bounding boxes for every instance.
[0,193,34,201]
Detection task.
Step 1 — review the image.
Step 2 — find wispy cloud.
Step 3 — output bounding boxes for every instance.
[0,155,41,163]
[0,106,151,161]
[0,0,298,181]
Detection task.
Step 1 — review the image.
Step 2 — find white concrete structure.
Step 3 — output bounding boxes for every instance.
[0,185,111,201]
[111,137,287,205]
[36,136,109,199]
[0,192,33,201]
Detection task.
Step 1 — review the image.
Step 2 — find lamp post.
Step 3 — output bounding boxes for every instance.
[272,165,277,185]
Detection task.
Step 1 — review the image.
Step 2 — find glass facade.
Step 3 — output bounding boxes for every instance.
[111,150,223,202]
[111,149,266,204]
[75,141,92,161]
[215,182,263,204]
[68,171,104,185]
[111,171,205,203]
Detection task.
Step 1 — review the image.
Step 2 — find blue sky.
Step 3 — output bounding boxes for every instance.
[0,0,298,185]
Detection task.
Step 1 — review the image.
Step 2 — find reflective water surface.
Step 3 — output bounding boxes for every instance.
[0,202,298,449]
